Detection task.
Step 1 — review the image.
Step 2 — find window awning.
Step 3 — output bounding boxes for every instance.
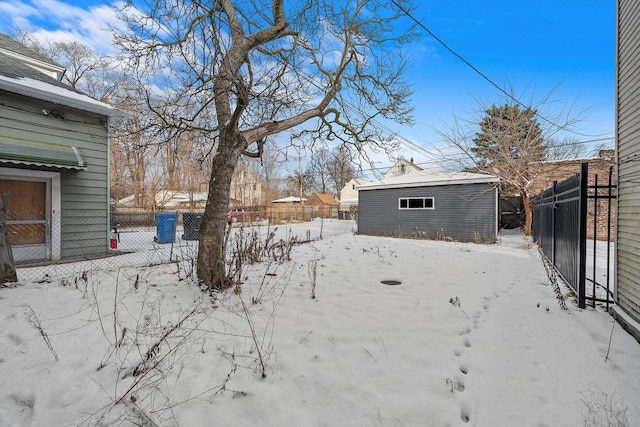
[0,137,87,170]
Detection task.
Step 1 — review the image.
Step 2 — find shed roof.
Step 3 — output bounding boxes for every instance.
[356,170,499,191]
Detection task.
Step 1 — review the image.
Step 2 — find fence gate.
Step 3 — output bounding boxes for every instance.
[531,163,616,310]
[586,166,616,310]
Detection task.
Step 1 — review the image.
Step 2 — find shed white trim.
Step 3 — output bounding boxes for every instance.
[356,170,499,191]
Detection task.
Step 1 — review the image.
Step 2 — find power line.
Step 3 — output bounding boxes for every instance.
[390,0,610,138]
[293,68,613,177]
[284,11,613,171]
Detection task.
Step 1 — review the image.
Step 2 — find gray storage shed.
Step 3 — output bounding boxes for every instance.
[356,170,499,242]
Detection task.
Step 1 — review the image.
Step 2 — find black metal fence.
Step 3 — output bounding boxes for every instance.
[531,163,616,310]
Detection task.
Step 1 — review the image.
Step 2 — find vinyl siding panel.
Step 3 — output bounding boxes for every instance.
[358,182,497,242]
[1,91,110,259]
[616,0,640,323]
[60,211,109,257]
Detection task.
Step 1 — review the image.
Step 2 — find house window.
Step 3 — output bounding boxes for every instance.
[399,197,434,210]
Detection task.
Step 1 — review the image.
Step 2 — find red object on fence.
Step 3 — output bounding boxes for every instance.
[110,227,119,249]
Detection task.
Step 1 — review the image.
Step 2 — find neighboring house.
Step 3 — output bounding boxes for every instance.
[148,167,263,211]
[154,190,208,210]
[230,165,265,208]
[357,170,499,242]
[613,0,640,340]
[0,33,122,264]
[338,178,371,219]
[305,193,339,218]
[528,149,616,241]
[384,157,422,179]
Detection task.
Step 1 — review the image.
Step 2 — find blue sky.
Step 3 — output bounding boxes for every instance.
[0,0,616,170]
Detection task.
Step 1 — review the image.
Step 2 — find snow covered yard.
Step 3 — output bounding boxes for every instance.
[0,222,638,426]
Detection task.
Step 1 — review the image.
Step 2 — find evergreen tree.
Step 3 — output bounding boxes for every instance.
[471,104,546,169]
[470,104,546,235]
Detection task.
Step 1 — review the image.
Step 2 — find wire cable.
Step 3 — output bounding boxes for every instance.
[390,0,611,138]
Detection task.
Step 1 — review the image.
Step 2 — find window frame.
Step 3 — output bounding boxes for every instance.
[398,197,435,210]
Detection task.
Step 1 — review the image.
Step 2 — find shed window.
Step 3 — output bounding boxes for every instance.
[399,197,434,209]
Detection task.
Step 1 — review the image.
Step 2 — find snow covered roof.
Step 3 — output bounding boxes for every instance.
[0,33,124,118]
[155,190,208,207]
[0,74,124,118]
[356,170,499,191]
[117,194,139,205]
[272,196,307,203]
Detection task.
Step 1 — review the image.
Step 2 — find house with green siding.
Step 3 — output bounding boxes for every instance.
[613,0,640,341]
[0,33,123,264]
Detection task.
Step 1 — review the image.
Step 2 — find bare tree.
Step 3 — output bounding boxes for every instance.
[283,172,308,199]
[434,95,589,235]
[110,104,159,209]
[245,144,285,206]
[112,0,417,289]
[305,148,332,194]
[15,32,151,208]
[327,146,355,198]
[546,136,593,160]
[303,146,355,197]
[16,32,119,102]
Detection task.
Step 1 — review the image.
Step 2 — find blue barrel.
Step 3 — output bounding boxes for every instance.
[155,212,178,244]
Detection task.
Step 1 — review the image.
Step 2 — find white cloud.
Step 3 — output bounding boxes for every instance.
[0,1,41,31]
[0,0,124,55]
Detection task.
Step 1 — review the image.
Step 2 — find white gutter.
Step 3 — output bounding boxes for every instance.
[0,75,126,118]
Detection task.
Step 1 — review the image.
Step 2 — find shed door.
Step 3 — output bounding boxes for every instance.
[0,179,50,263]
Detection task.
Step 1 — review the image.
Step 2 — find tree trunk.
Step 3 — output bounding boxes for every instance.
[196,139,243,290]
[0,194,17,284]
[520,190,532,236]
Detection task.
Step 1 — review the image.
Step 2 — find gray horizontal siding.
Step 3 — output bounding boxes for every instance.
[616,0,640,323]
[358,182,497,242]
[1,91,110,259]
[60,213,109,258]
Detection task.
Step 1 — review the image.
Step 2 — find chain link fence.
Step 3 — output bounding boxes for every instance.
[12,208,354,284]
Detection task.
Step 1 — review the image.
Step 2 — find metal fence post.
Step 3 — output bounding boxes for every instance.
[605,166,614,312]
[551,181,557,266]
[578,163,588,309]
[592,173,598,307]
